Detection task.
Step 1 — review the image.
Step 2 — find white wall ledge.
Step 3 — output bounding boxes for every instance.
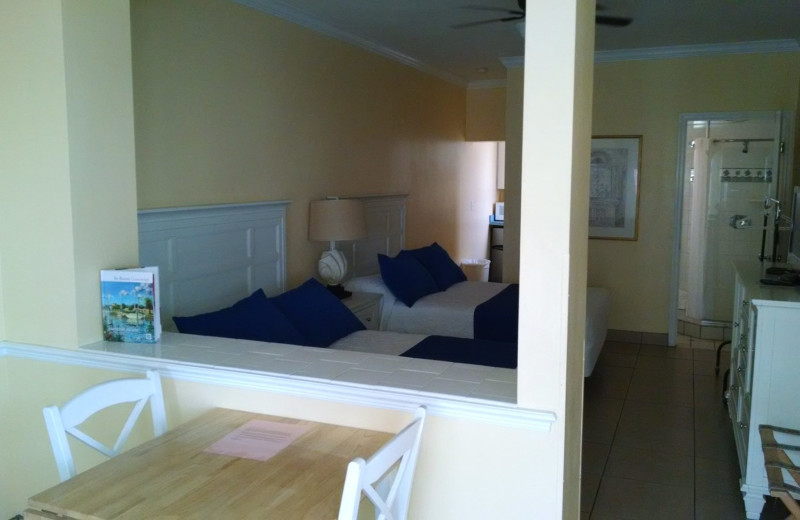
[0,341,557,431]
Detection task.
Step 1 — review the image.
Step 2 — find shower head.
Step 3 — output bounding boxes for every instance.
[742,140,749,153]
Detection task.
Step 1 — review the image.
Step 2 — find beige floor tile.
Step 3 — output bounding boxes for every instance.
[690,337,717,350]
[694,491,746,519]
[582,332,743,519]
[581,473,601,512]
[694,374,729,411]
[675,334,692,349]
[582,441,611,476]
[614,402,694,457]
[695,456,742,497]
[602,341,640,356]
[583,396,625,444]
[625,379,694,407]
[592,476,694,520]
[604,443,694,487]
[584,364,633,400]
[639,344,694,359]
[695,425,739,462]
[596,351,638,369]
[635,354,694,371]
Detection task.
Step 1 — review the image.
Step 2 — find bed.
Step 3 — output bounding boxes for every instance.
[137,198,606,375]
[331,195,610,376]
[344,274,609,377]
[169,276,518,369]
[138,201,517,369]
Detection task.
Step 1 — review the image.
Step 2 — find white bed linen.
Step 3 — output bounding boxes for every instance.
[383,281,508,337]
[584,287,610,377]
[344,277,610,376]
[329,330,428,356]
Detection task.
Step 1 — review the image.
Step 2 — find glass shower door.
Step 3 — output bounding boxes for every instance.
[680,112,783,323]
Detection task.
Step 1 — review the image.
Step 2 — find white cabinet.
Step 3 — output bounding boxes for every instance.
[728,261,800,518]
[343,292,382,331]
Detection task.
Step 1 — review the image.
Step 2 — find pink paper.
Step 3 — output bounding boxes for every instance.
[205,419,308,461]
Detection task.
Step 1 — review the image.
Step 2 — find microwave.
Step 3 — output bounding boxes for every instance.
[494,202,505,221]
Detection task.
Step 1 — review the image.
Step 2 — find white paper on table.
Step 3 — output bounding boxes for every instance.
[205,420,308,462]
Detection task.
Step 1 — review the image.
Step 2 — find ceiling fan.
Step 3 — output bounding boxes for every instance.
[451,1,633,29]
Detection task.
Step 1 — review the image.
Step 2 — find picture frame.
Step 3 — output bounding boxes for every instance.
[589,135,642,240]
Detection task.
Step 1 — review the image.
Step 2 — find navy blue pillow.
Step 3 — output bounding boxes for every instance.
[173,289,308,345]
[405,242,466,290]
[378,252,440,307]
[272,278,365,347]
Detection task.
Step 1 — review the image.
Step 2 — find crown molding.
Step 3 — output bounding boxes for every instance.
[231,3,799,86]
[467,79,507,90]
[234,0,467,87]
[502,39,799,71]
[595,39,800,63]
[500,56,524,69]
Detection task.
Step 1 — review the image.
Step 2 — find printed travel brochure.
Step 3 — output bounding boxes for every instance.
[100,267,161,343]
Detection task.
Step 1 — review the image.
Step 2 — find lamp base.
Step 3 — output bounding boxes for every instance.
[326,284,351,300]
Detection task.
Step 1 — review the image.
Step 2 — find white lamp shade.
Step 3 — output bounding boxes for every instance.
[308,199,367,242]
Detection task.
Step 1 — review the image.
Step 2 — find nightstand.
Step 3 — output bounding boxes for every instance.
[343,292,382,331]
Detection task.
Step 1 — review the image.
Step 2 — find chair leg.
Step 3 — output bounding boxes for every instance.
[715,340,731,375]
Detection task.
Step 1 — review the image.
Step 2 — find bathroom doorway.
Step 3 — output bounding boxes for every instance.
[669,111,793,344]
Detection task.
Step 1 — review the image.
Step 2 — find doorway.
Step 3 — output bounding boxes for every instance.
[669,111,792,344]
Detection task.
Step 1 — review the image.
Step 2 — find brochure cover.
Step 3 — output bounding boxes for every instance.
[100,267,161,343]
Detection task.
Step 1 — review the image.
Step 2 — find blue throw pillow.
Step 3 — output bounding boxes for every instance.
[405,242,466,290]
[173,289,308,345]
[272,278,365,347]
[378,252,440,307]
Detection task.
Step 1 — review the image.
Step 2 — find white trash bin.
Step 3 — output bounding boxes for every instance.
[461,258,490,282]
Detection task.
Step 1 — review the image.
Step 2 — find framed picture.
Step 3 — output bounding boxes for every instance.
[589,135,642,240]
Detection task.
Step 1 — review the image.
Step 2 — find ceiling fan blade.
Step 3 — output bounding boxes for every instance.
[595,14,633,27]
[451,15,524,29]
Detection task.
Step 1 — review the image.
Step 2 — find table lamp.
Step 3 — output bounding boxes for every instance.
[308,198,367,298]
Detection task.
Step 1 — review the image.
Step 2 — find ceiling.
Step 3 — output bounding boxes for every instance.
[237,0,800,86]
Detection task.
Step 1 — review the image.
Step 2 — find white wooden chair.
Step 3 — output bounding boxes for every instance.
[43,369,167,482]
[338,406,426,520]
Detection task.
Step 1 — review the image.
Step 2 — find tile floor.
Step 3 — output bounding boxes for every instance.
[580,335,748,519]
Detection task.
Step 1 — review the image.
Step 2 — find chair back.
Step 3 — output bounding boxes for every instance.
[338,406,426,520]
[43,369,167,482]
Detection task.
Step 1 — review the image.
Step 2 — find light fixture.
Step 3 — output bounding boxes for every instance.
[308,197,367,298]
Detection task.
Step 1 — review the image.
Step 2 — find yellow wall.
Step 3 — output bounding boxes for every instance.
[0,355,9,511]
[591,52,800,333]
[131,0,495,284]
[0,0,139,348]
[1,0,76,346]
[503,67,524,283]
[466,87,507,141]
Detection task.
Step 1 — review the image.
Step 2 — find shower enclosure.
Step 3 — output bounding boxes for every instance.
[677,112,787,325]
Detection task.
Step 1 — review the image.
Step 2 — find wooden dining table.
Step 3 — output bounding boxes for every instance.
[25,408,392,519]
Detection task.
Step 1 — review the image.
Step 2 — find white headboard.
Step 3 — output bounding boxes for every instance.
[138,201,288,331]
[340,195,407,278]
